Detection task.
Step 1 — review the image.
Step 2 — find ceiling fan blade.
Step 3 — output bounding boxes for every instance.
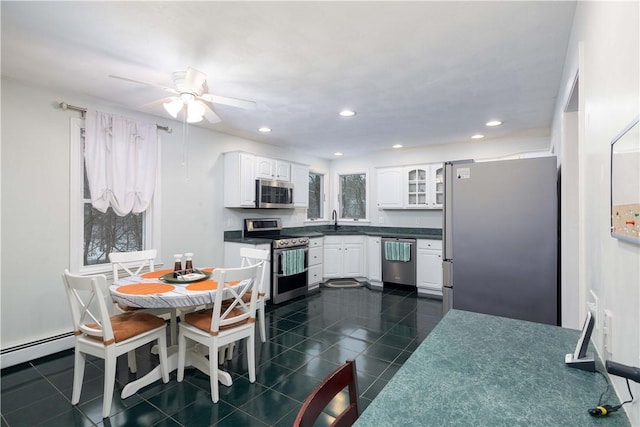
[108,74,178,94]
[201,102,222,124]
[199,93,257,110]
[141,96,179,109]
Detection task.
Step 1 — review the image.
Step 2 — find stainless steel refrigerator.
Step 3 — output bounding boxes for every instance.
[442,156,558,325]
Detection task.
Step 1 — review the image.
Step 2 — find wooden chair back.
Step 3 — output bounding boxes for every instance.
[108,249,157,279]
[294,359,360,427]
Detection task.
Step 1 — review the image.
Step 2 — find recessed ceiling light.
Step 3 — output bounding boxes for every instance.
[471,134,485,139]
[339,110,356,117]
[485,120,503,127]
[258,127,271,133]
[392,144,403,149]
[334,152,343,156]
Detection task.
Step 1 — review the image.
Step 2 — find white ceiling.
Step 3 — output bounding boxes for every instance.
[1,1,576,159]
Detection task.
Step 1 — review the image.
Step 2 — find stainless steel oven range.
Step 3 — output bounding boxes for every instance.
[244,218,309,304]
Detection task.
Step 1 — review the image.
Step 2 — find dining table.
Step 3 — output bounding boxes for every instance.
[109,267,240,399]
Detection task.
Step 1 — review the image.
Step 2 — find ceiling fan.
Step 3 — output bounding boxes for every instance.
[109,67,256,124]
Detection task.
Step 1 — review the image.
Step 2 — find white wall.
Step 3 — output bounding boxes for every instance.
[0,77,326,358]
[551,2,639,424]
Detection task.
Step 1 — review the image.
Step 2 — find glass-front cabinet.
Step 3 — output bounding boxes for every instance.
[404,166,429,208]
[432,165,444,209]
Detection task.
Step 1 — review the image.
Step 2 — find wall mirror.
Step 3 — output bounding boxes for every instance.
[610,116,640,244]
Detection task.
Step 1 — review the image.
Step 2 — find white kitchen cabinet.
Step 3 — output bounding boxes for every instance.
[430,164,444,209]
[376,163,443,210]
[224,151,256,208]
[224,241,272,301]
[256,156,290,181]
[308,237,323,291]
[404,165,430,208]
[376,167,403,208]
[323,237,342,278]
[366,236,382,286]
[323,235,364,279]
[416,239,443,297]
[291,163,310,208]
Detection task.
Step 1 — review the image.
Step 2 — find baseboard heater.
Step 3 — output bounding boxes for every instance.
[1,332,75,369]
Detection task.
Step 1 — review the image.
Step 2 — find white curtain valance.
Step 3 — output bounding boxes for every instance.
[85,109,158,216]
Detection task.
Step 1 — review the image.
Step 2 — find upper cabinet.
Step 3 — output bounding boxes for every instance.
[291,163,309,208]
[256,156,290,181]
[431,164,444,209]
[224,151,256,208]
[377,168,404,208]
[377,163,443,210]
[404,166,430,208]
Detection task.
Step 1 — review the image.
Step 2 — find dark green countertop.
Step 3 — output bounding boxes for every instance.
[224,225,442,243]
[354,309,630,427]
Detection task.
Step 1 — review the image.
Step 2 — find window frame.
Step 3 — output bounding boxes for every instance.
[69,118,161,274]
[306,171,327,221]
[334,169,370,223]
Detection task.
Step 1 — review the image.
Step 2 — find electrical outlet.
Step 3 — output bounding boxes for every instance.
[603,310,613,355]
[379,216,385,224]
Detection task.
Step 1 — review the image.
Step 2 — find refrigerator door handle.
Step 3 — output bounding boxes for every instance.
[442,260,453,288]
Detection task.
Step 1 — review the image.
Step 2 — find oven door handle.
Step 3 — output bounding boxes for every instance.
[273,247,309,255]
[275,267,309,278]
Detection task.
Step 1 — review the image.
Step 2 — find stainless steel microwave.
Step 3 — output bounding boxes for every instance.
[255,179,294,208]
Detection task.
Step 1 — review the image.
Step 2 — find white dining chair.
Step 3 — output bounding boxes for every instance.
[109,250,178,358]
[62,269,169,419]
[176,262,262,403]
[218,247,270,363]
[240,247,270,343]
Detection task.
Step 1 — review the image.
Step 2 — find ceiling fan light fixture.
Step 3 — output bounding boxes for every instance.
[163,98,184,118]
[186,99,205,123]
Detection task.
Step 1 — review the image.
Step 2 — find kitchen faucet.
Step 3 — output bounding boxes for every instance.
[332,209,340,231]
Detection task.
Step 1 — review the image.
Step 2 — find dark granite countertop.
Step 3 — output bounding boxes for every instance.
[224,225,442,243]
[354,309,630,427]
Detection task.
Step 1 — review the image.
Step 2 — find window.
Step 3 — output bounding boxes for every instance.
[339,173,367,220]
[70,119,159,273]
[307,172,324,220]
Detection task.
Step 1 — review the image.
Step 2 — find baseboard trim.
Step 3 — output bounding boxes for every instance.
[1,333,75,369]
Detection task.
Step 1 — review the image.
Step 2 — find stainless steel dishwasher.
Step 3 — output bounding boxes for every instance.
[381,238,417,287]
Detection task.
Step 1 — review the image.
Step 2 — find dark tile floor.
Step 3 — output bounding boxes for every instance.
[1,285,442,426]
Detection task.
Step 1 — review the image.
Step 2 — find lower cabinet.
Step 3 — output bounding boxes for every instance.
[416,239,443,297]
[366,236,382,286]
[308,237,323,291]
[224,242,272,301]
[323,236,364,279]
